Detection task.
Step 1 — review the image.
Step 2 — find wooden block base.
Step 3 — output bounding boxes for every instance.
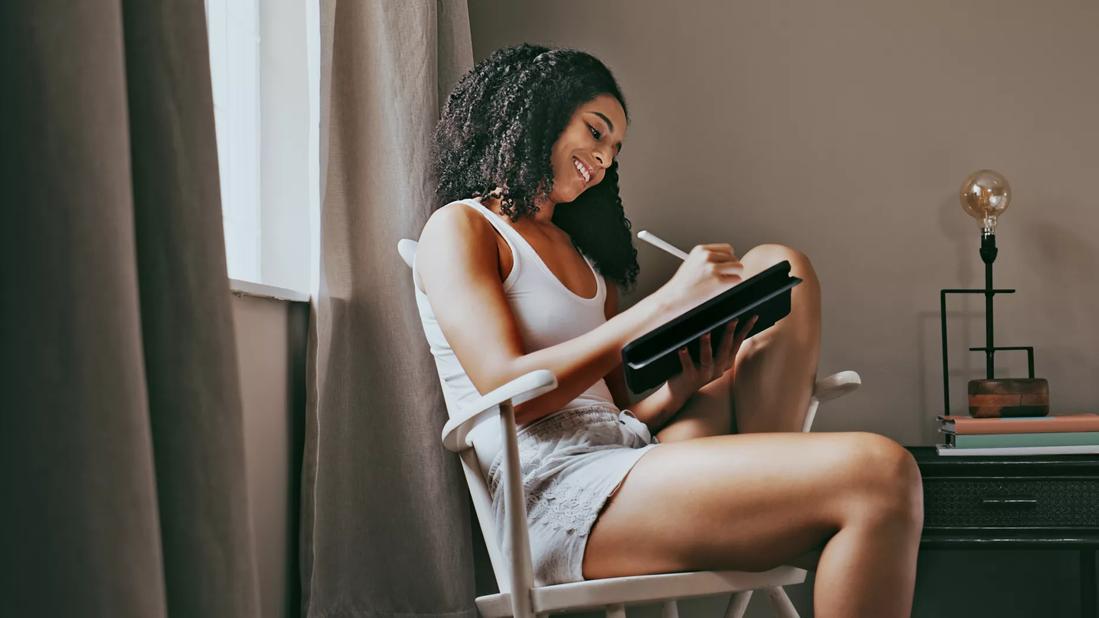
[968,378,1049,418]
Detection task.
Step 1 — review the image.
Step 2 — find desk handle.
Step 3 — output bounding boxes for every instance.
[980,497,1038,508]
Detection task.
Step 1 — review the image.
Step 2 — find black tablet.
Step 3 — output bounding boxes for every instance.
[622,260,801,393]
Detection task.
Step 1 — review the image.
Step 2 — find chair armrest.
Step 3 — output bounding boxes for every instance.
[437,371,551,607]
[441,369,558,452]
[813,370,861,402]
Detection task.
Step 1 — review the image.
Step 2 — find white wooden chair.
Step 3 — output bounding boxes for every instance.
[399,238,862,618]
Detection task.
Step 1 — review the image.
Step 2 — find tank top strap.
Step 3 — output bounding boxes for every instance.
[456,197,604,304]
[457,198,526,283]
[459,198,524,244]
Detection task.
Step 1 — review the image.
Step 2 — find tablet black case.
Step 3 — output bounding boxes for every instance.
[622,260,801,393]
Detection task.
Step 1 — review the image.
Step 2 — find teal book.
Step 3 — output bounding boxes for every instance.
[945,431,1099,448]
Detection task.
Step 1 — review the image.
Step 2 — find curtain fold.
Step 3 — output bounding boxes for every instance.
[303,1,477,616]
[2,1,260,616]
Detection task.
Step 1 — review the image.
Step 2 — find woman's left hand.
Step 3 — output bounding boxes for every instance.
[666,314,759,407]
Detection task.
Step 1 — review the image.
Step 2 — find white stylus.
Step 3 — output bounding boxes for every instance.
[637,230,689,261]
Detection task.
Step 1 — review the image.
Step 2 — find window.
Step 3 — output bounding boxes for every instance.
[205,0,320,297]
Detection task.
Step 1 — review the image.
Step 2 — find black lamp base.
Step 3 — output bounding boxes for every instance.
[940,230,1048,417]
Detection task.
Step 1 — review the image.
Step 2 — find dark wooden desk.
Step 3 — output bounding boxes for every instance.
[907,446,1099,617]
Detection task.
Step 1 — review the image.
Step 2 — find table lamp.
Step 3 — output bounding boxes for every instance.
[939,170,1049,417]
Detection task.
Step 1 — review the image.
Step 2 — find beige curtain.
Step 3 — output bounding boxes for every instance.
[302,1,478,616]
[1,1,259,617]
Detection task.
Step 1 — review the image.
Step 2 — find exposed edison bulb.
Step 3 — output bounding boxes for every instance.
[959,169,1011,236]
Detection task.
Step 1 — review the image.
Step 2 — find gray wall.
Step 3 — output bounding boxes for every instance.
[232,293,308,618]
[468,1,1098,616]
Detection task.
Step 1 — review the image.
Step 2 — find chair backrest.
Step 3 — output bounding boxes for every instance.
[397,238,516,593]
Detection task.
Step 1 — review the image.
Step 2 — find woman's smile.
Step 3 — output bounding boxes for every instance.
[540,93,627,210]
[573,157,592,184]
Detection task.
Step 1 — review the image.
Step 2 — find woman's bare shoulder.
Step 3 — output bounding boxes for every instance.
[416,201,498,293]
[420,200,492,244]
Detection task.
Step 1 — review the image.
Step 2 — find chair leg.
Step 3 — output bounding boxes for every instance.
[723,591,752,618]
[765,587,799,618]
[661,600,679,618]
[606,603,626,618]
[800,396,820,433]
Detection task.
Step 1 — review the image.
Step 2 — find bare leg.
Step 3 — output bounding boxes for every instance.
[592,245,924,615]
[732,244,821,434]
[583,432,924,618]
[656,243,821,441]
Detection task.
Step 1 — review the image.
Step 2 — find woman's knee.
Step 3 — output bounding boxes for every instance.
[836,432,924,527]
[741,244,820,320]
[738,244,820,346]
[742,243,818,284]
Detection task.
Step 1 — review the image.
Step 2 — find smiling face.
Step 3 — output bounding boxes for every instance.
[545,93,627,205]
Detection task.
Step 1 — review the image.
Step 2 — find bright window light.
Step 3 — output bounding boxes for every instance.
[205,0,318,296]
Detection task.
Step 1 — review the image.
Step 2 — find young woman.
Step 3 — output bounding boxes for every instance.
[414,43,923,617]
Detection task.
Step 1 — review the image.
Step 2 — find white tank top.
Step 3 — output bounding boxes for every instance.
[412,198,618,477]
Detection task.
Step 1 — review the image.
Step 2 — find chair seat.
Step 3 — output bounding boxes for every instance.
[475,566,807,617]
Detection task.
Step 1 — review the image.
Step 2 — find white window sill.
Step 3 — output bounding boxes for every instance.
[230,278,311,303]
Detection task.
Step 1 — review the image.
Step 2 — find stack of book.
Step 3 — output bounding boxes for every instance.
[936,413,1099,456]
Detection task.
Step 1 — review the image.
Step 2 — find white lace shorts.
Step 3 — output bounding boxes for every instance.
[487,404,661,585]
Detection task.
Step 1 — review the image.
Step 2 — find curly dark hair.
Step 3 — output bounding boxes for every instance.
[431,43,640,290]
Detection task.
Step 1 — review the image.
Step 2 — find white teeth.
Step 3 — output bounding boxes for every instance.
[573,158,590,182]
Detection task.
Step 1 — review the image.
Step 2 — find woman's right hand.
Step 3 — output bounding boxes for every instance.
[655,243,744,313]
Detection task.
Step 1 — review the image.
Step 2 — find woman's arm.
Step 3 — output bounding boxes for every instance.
[417,203,676,426]
[419,204,743,426]
[602,284,687,431]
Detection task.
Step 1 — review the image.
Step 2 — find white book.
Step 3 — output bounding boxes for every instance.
[936,444,1099,456]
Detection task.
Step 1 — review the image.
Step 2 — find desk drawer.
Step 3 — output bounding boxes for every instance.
[923,477,1099,529]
